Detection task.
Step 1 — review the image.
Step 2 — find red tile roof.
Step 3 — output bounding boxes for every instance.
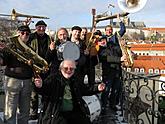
[133,55,165,75]
[143,28,165,33]
[131,44,165,51]
[134,59,165,69]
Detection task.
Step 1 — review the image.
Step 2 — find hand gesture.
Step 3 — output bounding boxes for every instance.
[120,39,126,46]
[49,40,55,51]
[117,13,121,22]
[0,41,6,50]
[121,54,127,62]
[34,75,43,88]
[98,82,105,91]
[84,48,89,55]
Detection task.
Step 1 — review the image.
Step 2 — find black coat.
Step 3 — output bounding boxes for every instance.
[0,36,33,79]
[35,72,100,124]
[98,22,126,81]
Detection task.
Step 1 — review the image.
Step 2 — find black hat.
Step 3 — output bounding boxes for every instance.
[18,25,31,33]
[71,26,82,31]
[35,20,47,27]
[94,30,102,36]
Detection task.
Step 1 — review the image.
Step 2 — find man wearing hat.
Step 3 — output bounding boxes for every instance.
[70,26,88,85]
[28,20,51,120]
[0,25,33,124]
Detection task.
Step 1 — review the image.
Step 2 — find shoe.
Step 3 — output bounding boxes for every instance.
[29,115,38,120]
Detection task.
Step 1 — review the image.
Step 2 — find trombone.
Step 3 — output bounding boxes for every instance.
[0,9,49,26]
[10,9,49,20]
[92,8,129,29]
[0,9,49,21]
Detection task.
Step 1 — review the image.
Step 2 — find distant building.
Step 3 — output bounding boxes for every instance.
[127,43,165,76]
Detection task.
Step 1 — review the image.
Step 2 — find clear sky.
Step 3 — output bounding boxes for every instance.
[0,0,165,30]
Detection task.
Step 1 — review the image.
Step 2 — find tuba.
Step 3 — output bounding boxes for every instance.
[117,0,148,67]
[117,0,148,13]
[1,36,49,76]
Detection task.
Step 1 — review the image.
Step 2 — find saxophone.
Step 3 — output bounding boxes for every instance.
[119,39,134,67]
[1,36,49,75]
[86,32,100,56]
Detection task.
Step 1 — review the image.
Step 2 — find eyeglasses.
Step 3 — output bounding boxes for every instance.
[61,67,76,72]
[20,31,30,36]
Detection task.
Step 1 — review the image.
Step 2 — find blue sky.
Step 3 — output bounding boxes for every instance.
[0,0,165,30]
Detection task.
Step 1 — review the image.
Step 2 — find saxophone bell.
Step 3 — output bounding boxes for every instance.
[119,39,134,67]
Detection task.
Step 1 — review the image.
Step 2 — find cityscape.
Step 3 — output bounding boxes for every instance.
[0,0,165,124]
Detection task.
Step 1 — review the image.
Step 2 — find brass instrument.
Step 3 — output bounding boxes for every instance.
[116,0,148,67]
[90,9,129,55]
[126,0,139,8]
[86,32,100,56]
[1,37,49,75]
[117,0,148,13]
[92,8,129,28]
[119,39,134,67]
[0,9,49,25]
[95,12,129,24]
[10,9,49,20]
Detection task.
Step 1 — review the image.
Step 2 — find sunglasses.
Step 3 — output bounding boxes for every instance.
[62,67,76,72]
[20,31,30,36]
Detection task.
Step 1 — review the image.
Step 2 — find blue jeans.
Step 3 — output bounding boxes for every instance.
[4,76,32,124]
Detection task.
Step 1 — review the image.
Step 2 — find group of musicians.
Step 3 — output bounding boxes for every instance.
[0,13,127,124]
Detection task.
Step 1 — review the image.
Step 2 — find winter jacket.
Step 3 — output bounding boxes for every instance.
[35,72,101,124]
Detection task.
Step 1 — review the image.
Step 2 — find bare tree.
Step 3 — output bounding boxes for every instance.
[0,17,19,39]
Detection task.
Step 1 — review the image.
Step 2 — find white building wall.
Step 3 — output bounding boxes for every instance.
[133,50,165,56]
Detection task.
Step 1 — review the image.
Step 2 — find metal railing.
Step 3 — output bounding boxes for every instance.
[121,70,165,124]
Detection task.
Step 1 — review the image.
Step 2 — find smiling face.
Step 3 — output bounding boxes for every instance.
[80,28,87,40]
[36,25,46,36]
[105,26,113,36]
[60,60,76,79]
[18,31,30,43]
[57,28,68,42]
[71,29,81,41]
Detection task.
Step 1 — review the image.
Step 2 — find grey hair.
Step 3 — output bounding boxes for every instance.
[59,59,76,70]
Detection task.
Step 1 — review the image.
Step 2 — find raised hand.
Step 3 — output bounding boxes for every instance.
[0,41,6,50]
[98,82,106,91]
[34,75,43,88]
[49,40,55,51]
[117,13,121,22]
